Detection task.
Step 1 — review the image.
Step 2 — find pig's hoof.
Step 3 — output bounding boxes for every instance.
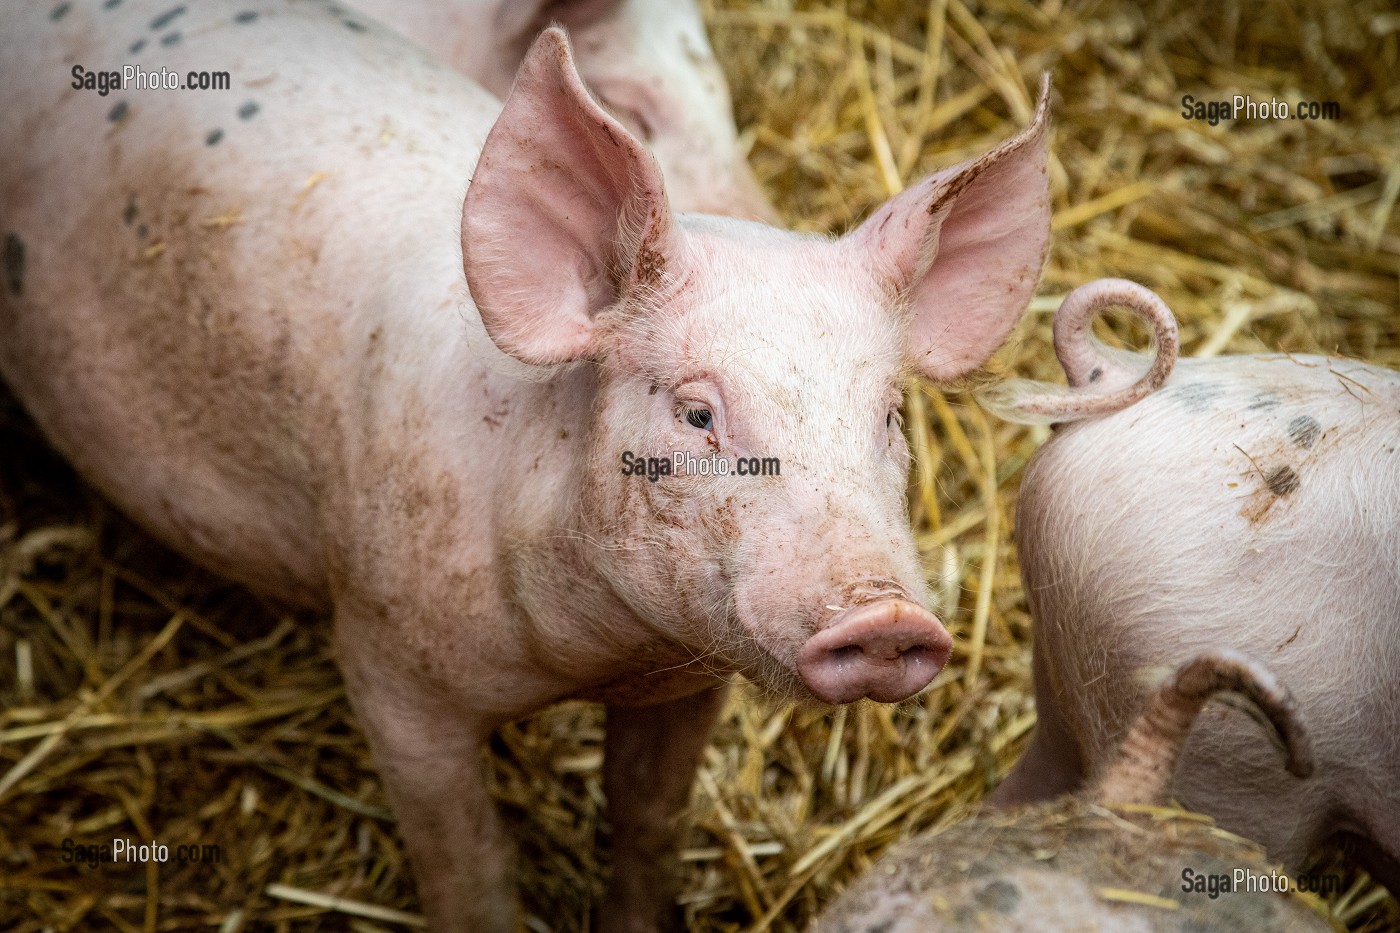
[797,600,951,704]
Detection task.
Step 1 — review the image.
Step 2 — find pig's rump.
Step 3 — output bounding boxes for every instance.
[1016,353,1400,869]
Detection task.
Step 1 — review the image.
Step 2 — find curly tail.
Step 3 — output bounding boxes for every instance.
[1091,650,1314,808]
[978,278,1179,424]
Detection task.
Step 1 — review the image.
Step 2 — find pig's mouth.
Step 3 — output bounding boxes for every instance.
[794,599,952,705]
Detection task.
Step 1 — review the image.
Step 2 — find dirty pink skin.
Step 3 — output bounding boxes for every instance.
[1,4,1051,929]
[990,345,1400,893]
[348,0,775,220]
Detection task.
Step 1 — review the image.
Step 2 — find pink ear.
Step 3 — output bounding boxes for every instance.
[853,77,1052,381]
[462,27,676,365]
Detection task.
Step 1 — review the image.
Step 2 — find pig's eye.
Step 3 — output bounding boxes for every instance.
[684,408,713,431]
[886,407,904,431]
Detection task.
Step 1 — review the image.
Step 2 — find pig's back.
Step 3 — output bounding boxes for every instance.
[1017,354,1400,860]
[0,1,498,603]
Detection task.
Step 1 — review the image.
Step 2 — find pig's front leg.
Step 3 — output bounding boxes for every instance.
[335,621,518,932]
[599,683,730,933]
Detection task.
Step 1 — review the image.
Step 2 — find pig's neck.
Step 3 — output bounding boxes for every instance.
[506,524,719,705]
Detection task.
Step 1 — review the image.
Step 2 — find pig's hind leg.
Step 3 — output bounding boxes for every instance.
[985,642,1087,807]
[599,683,730,933]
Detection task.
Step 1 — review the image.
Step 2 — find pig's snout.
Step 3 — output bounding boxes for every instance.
[797,601,952,704]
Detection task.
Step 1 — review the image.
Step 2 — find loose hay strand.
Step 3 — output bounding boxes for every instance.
[265,883,427,928]
[1096,887,1181,910]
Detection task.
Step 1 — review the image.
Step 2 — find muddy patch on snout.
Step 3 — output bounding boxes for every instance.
[838,579,908,607]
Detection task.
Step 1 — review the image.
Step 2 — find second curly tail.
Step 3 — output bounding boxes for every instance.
[1091,649,1314,808]
[978,278,1180,424]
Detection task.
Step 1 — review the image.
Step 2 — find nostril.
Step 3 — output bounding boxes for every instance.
[829,644,863,662]
[903,645,940,665]
[796,599,953,704]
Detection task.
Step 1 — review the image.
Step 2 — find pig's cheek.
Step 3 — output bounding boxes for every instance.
[682,490,741,614]
[614,459,696,534]
[649,478,731,562]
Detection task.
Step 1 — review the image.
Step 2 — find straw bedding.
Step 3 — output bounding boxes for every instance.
[2,0,1397,929]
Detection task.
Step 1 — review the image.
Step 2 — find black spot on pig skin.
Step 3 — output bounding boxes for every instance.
[160,31,182,47]
[234,10,258,23]
[1089,367,1103,383]
[1287,414,1321,449]
[104,0,123,8]
[237,101,260,120]
[108,100,129,123]
[979,879,1021,913]
[205,128,224,146]
[961,859,995,880]
[1265,465,1300,497]
[123,199,138,226]
[50,3,71,21]
[1247,392,1281,411]
[1171,381,1225,412]
[136,223,149,239]
[150,5,186,30]
[344,19,367,31]
[130,38,147,54]
[4,234,25,296]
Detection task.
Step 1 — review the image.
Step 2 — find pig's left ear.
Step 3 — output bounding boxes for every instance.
[852,78,1052,381]
[462,27,676,366]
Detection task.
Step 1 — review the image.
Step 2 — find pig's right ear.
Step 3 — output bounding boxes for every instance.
[462,27,676,366]
[850,79,1052,382]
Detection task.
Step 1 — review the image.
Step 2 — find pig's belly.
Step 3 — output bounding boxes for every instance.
[0,267,330,605]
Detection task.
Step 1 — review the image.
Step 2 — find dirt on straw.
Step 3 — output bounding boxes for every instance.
[2,0,1398,930]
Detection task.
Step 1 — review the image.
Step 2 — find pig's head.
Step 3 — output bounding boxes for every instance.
[464,29,1050,705]
[482,0,774,221]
